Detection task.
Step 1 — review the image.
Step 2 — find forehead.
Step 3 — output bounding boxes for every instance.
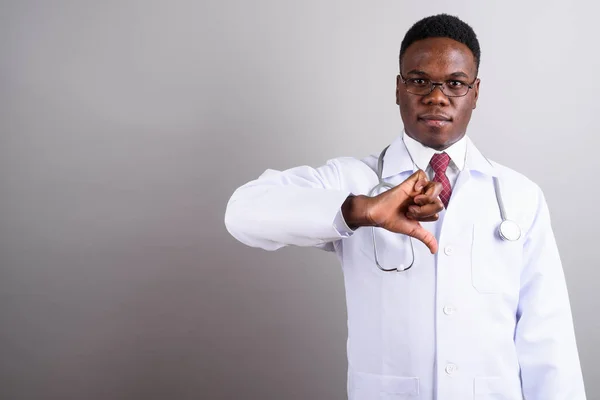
[401,37,477,77]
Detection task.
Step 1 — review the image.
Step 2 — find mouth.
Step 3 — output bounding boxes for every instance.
[418,114,452,128]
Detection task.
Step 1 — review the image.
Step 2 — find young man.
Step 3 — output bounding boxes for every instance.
[224,14,586,400]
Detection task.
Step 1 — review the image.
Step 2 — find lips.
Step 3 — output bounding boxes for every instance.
[419,114,452,121]
[418,114,452,129]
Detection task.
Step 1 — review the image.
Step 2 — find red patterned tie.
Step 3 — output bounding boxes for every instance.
[430,152,452,209]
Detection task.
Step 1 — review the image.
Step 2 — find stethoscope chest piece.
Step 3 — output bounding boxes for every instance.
[498,219,521,241]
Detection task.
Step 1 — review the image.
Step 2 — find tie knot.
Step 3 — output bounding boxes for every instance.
[430,152,451,174]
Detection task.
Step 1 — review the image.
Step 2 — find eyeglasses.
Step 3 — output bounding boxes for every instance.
[399,74,477,97]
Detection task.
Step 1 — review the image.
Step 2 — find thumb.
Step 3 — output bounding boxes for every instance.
[407,224,438,254]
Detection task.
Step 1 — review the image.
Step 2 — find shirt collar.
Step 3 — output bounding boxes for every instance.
[380,130,496,178]
[402,130,467,172]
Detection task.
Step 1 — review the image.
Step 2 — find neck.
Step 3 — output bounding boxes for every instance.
[404,131,466,151]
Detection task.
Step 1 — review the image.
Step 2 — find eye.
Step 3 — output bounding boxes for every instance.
[409,78,429,86]
[447,80,465,88]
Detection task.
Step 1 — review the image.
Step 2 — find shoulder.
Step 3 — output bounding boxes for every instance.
[489,159,541,193]
[467,136,543,204]
[327,155,377,176]
[320,152,380,194]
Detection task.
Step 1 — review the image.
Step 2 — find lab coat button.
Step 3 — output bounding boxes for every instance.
[445,363,457,375]
[443,306,455,315]
[444,246,454,256]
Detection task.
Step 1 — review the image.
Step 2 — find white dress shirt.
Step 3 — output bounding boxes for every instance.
[402,130,467,188]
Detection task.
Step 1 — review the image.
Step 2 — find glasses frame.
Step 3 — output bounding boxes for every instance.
[399,73,478,98]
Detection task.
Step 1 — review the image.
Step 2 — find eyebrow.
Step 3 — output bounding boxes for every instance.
[405,70,471,80]
[405,70,429,76]
[449,71,470,79]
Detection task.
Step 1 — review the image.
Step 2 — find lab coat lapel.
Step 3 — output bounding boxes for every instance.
[440,138,497,242]
[381,135,416,179]
[448,137,496,204]
[463,137,496,178]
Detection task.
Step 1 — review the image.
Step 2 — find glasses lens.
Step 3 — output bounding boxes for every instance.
[443,82,469,97]
[405,80,432,96]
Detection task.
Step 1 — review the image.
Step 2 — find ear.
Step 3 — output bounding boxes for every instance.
[396,75,402,105]
[472,78,480,109]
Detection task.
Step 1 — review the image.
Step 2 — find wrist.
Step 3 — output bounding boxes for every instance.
[341,195,374,230]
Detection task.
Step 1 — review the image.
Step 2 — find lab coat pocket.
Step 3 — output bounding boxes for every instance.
[471,223,522,294]
[352,371,419,399]
[473,376,516,399]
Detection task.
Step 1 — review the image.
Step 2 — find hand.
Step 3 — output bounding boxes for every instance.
[366,170,444,253]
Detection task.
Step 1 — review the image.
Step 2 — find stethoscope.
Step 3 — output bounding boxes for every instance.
[368,143,522,272]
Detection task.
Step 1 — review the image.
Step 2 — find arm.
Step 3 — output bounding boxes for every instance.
[515,187,586,399]
[224,159,371,251]
[224,158,441,252]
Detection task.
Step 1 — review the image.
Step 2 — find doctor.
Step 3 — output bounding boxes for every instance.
[224,14,586,400]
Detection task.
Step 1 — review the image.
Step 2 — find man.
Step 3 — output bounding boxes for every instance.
[224,14,586,400]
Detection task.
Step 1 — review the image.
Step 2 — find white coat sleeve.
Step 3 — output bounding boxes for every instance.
[515,187,586,399]
[224,158,356,251]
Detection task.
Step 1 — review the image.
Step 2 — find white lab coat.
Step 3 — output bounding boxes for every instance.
[224,135,586,400]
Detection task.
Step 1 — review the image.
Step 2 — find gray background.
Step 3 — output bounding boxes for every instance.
[1,0,597,399]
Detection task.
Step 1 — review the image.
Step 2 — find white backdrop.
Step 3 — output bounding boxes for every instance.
[1,1,597,398]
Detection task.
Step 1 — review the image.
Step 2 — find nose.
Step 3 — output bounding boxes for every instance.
[422,84,449,106]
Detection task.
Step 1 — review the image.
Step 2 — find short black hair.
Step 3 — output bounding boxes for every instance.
[399,14,481,73]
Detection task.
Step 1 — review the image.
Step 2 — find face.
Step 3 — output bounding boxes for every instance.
[396,37,480,150]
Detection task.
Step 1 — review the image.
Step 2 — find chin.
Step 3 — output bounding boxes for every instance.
[424,139,449,151]
[416,129,451,150]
